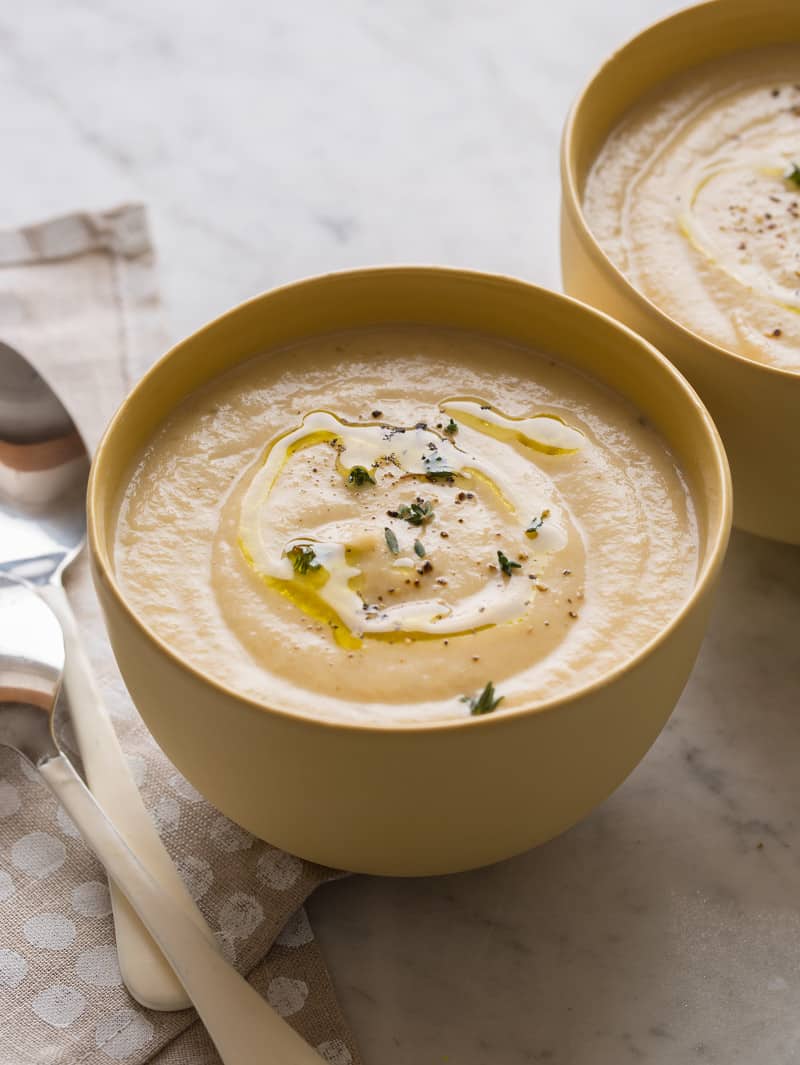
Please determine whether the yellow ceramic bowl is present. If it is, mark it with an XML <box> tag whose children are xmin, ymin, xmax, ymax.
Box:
<box><xmin>88</xmin><ymin>268</ymin><xmax>731</xmax><ymax>876</ymax></box>
<box><xmin>561</xmin><ymin>0</ymin><xmax>800</xmax><ymax>545</ymax></box>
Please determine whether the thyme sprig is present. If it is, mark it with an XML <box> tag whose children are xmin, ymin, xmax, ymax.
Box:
<box><xmin>422</xmin><ymin>447</ymin><xmax>455</xmax><ymax>481</ymax></box>
<box><xmin>497</xmin><ymin>550</ymin><xmax>521</xmax><ymax>577</ymax></box>
<box><xmin>348</xmin><ymin>465</ymin><xmax>375</xmax><ymax>487</ymax></box>
<box><xmin>395</xmin><ymin>500</ymin><xmax>434</xmax><ymax>526</ymax></box>
<box><xmin>461</xmin><ymin>681</ymin><xmax>504</xmax><ymax>716</ymax></box>
<box><xmin>525</xmin><ymin>508</ymin><xmax>551</xmax><ymax>538</ymax></box>
<box><xmin>288</xmin><ymin>545</ymin><xmax>321</xmax><ymax>575</ymax></box>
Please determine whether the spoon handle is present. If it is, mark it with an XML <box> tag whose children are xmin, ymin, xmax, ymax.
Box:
<box><xmin>40</xmin><ymin>581</ymin><xmax>196</xmax><ymax>1011</ymax></box>
<box><xmin>38</xmin><ymin>752</ymin><xmax>324</xmax><ymax>1065</ymax></box>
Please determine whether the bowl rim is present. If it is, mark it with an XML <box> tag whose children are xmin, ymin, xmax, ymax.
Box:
<box><xmin>560</xmin><ymin>0</ymin><xmax>800</xmax><ymax>384</ymax></box>
<box><xmin>88</xmin><ymin>265</ymin><xmax>732</xmax><ymax>736</ymax></box>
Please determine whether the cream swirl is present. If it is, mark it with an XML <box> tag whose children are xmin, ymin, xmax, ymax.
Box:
<box><xmin>584</xmin><ymin>45</ymin><xmax>800</xmax><ymax>370</ymax></box>
<box><xmin>238</xmin><ymin>403</ymin><xmax>583</xmax><ymax>645</ymax></box>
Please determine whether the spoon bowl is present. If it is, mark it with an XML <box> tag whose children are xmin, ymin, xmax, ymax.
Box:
<box><xmin>0</xmin><ymin>342</ymin><xmax>89</xmax><ymax>583</ymax></box>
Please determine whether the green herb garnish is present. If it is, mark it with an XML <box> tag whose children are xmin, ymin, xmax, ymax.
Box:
<box><xmin>397</xmin><ymin>500</ymin><xmax>434</xmax><ymax>526</ymax></box>
<box><xmin>785</xmin><ymin>162</ymin><xmax>800</xmax><ymax>188</ymax></box>
<box><xmin>497</xmin><ymin>550</ymin><xmax>521</xmax><ymax>577</ymax></box>
<box><xmin>384</xmin><ymin>527</ymin><xmax>399</xmax><ymax>555</ymax></box>
<box><xmin>444</xmin><ymin>418</ymin><xmax>458</xmax><ymax>435</ymax></box>
<box><xmin>413</xmin><ymin>539</ymin><xmax>426</xmax><ymax>558</ymax></box>
<box><xmin>422</xmin><ymin>448</ymin><xmax>455</xmax><ymax>481</ymax></box>
<box><xmin>461</xmin><ymin>681</ymin><xmax>504</xmax><ymax>716</ymax></box>
<box><xmin>525</xmin><ymin>508</ymin><xmax>551</xmax><ymax>538</ymax></box>
<box><xmin>348</xmin><ymin>465</ymin><xmax>375</xmax><ymax>487</ymax></box>
<box><xmin>289</xmin><ymin>545</ymin><xmax>321</xmax><ymax>575</ymax></box>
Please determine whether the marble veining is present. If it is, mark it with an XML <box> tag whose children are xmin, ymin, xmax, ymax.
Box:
<box><xmin>2</xmin><ymin>1</ymin><xmax>799</xmax><ymax>1061</ymax></box>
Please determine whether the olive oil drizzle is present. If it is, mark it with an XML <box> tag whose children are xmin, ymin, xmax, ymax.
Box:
<box><xmin>440</xmin><ymin>399</ymin><xmax>584</xmax><ymax>455</ymax></box>
<box><xmin>239</xmin><ymin>405</ymin><xmax>583</xmax><ymax>647</ymax></box>
<box><xmin>677</xmin><ymin>152</ymin><xmax>800</xmax><ymax>315</ymax></box>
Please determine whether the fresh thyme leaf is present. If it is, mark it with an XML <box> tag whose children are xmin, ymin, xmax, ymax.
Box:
<box><xmin>497</xmin><ymin>550</ymin><xmax>521</xmax><ymax>576</ymax></box>
<box><xmin>348</xmin><ymin>465</ymin><xmax>375</xmax><ymax>487</ymax></box>
<box><xmin>422</xmin><ymin>448</ymin><xmax>455</xmax><ymax>481</ymax></box>
<box><xmin>384</xmin><ymin>527</ymin><xmax>399</xmax><ymax>555</ymax></box>
<box><xmin>397</xmin><ymin>500</ymin><xmax>435</xmax><ymax>526</ymax></box>
<box><xmin>289</xmin><ymin>545</ymin><xmax>321</xmax><ymax>575</ymax></box>
<box><xmin>413</xmin><ymin>539</ymin><xmax>426</xmax><ymax>558</ymax></box>
<box><xmin>785</xmin><ymin>162</ymin><xmax>800</xmax><ymax>187</ymax></box>
<box><xmin>444</xmin><ymin>418</ymin><xmax>458</xmax><ymax>435</ymax></box>
<box><xmin>525</xmin><ymin>508</ymin><xmax>551</xmax><ymax>538</ymax></box>
<box><xmin>461</xmin><ymin>681</ymin><xmax>504</xmax><ymax>716</ymax></box>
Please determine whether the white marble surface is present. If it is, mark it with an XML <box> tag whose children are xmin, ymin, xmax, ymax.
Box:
<box><xmin>3</xmin><ymin>2</ymin><xmax>799</xmax><ymax>1062</ymax></box>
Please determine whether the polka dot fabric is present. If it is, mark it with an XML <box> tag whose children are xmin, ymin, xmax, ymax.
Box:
<box><xmin>0</xmin><ymin>207</ymin><xmax>360</xmax><ymax>1065</ymax></box>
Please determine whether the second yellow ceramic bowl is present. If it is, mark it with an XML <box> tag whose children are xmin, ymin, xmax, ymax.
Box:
<box><xmin>88</xmin><ymin>268</ymin><xmax>731</xmax><ymax>875</ymax></box>
<box><xmin>561</xmin><ymin>0</ymin><xmax>800</xmax><ymax>545</ymax></box>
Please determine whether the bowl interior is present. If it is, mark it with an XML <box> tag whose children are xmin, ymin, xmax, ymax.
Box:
<box><xmin>89</xmin><ymin>268</ymin><xmax>731</xmax><ymax>715</ymax></box>
<box><xmin>565</xmin><ymin>0</ymin><xmax>800</xmax><ymax>203</ymax></box>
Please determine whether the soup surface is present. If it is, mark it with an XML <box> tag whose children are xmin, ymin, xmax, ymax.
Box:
<box><xmin>114</xmin><ymin>326</ymin><xmax>698</xmax><ymax>724</ymax></box>
<box><xmin>583</xmin><ymin>45</ymin><xmax>800</xmax><ymax>372</ymax></box>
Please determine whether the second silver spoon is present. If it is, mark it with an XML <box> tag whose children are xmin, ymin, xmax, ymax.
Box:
<box><xmin>0</xmin><ymin>340</ymin><xmax>195</xmax><ymax>1009</ymax></box>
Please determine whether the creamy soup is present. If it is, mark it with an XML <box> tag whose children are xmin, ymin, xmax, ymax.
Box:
<box><xmin>114</xmin><ymin>326</ymin><xmax>698</xmax><ymax>724</ymax></box>
<box><xmin>583</xmin><ymin>45</ymin><xmax>800</xmax><ymax>372</ymax></box>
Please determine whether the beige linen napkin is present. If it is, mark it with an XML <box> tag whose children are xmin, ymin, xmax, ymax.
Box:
<box><xmin>0</xmin><ymin>205</ymin><xmax>359</xmax><ymax>1065</ymax></box>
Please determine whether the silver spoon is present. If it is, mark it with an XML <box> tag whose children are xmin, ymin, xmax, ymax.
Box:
<box><xmin>0</xmin><ymin>340</ymin><xmax>195</xmax><ymax>1009</ymax></box>
<box><xmin>0</xmin><ymin>575</ymin><xmax>324</xmax><ymax>1064</ymax></box>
